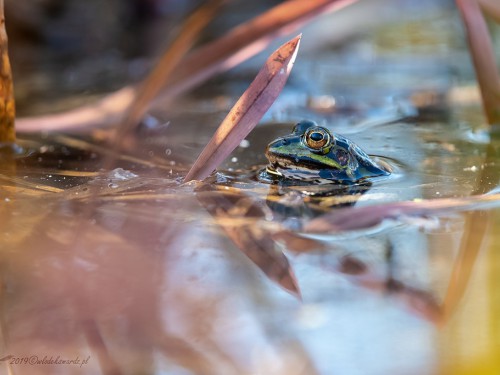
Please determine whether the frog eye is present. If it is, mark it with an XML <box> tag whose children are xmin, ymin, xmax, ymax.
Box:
<box><xmin>304</xmin><ymin>127</ymin><xmax>332</xmax><ymax>150</ymax></box>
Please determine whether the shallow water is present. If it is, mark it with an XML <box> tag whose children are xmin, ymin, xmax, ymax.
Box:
<box><xmin>1</xmin><ymin>102</ymin><xmax>499</xmax><ymax>375</ymax></box>
<box><xmin>1</xmin><ymin>4</ymin><xmax>500</xmax><ymax>375</ymax></box>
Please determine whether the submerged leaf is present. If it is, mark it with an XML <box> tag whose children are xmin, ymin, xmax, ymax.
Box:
<box><xmin>184</xmin><ymin>34</ymin><xmax>301</xmax><ymax>182</ymax></box>
<box><xmin>303</xmin><ymin>193</ymin><xmax>500</xmax><ymax>233</ymax></box>
<box><xmin>196</xmin><ymin>185</ymin><xmax>301</xmax><ymax>297</ymax></box>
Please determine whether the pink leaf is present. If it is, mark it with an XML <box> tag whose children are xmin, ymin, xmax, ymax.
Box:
<box><xmin>184</xmin><ymin>34</ymin><xmax>301</xmax><ymax>182</ymax></box>
<box><xmin>165</xmin><ymin>0</ymin><xmax>356</xmax><ymax>99</ymax></box>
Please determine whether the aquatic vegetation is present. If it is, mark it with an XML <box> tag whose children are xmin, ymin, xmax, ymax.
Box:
<box><xmin>15</xmin><ymin>0</ymin><xmax>356</xmax><ymax>132</ymax></box>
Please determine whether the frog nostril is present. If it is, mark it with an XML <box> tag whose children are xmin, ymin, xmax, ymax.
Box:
<box><xmin>336</xmin><ymin>149</ymin><xmax>349</xmax><ymax>166</ymax></box>
<box><xmin>281</xmin><ymin>139</ymin><xmax>288</xmax><ymax>145</ymax></box>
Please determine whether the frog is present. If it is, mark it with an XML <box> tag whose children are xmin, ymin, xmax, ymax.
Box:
<box><xmin>197</xmin><ymin>120</ymin><xmax>391</xmax><ymax>225</ymax></box>
<box><xmin>264</xmin><ymin>120</ymin><xmax>390</xmax><ymax>183</ymax></box>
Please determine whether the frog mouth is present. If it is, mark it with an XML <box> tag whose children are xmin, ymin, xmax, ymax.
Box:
<box><xmin>265</xmin><ymin>152</ymin><xmax>299</xmax><ymax>170</ymax></box>
<box><xmin>265</xmin><ymin>153</ymin><xmax>339</xmax><ymax>181</ymax></box>
<box><xmin>265</xmin><ymin>151</ymin><xmax>363</xmax><ymax>182</ymax></box>
<box><xmin>265</xmin><ymin>151</ymin><xmax>343</xmax><ymax>172</ymax></box>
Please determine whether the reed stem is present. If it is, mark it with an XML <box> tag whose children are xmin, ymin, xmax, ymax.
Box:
<box><xmin>0</xmin><ymin>0</ymin><xmax>15</xmax><ymax>143</ymax></box>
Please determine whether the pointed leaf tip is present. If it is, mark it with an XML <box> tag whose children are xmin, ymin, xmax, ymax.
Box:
<box><xmin>184</xmin><ymin>34</ymin><xmax>301</xmax><ymax>182</ymax></box>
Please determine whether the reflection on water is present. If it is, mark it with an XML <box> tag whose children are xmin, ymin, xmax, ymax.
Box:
<box><xmin>1</xmin><ymin>107</ymin><xmax>499</xmax><ymax>374</ymax></box>
<box><xmin>1</xmin><ymin>8</ymin><xmax>500</xmax><ymax>375</ymax></box>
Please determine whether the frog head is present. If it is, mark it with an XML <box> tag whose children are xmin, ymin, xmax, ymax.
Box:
<box><xmin>265</xmin><ymin>120</ymin><xmax>390</xmax><ymax>183</ymax></box>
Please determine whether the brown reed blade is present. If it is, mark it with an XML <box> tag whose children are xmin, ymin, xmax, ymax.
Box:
<box><xmin>184</xmin><ymin>34</ymin><xmax>301</xmax><ymax>182</ymax></box>
<box><xmin>165</xmin><ymin>0</ymin><xmax>356</xmax><ymax>98</ymax></box>
<box><xmin>14</xmin><ymin>87</ymin><xmax>134</xmax><ymax>133</ymax></box>
<box><xmin>0</xmin><ymin>0</ymin><xmax>15</xmax><ymax>143</ymax></box>
<box><xmin>118</xmin><ymin>0</ymin><xmax>225</xmax><ymax>140</ymax></box>
<box><xmin>16</xmin><ymin>0</ymin><xmax>355</xmax><ymax>132</ymax></box>
<box><xmin>456</xmin><ymin>0</ymin><xmax>500</xmax><ymax>125</ymax></box>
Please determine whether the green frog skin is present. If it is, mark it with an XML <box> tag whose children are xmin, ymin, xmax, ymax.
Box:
<box><xmin>265</xmin><ymin>120</ymin><xmax>390</xmax><ymax>183</ymax></box>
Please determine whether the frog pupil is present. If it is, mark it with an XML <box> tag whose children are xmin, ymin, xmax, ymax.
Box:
<box><xmin>310</xmin><ymin>132</ymin><xmax>323</xmax><ymax>141</ymax></box>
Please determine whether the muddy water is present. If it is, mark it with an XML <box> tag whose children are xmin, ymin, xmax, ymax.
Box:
<box><xmin>1</xmin><ymin>8</ymin><xmax>500</xmax><ymax>375</ymax></box>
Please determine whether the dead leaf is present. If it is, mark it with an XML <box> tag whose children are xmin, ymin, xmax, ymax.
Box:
<box><xmin>184</xmin><ymin>34</ymin><xmax>301</xmax><ymax>182</ymax></box>
<box><xmin>165</xmin><ymin>0</ymin><xmax>356</xmax><ymax>99</ymax></box>
<box><xmin>16</xmin><ymin>0</ymin><xmax>356</xmax><ymax>132</ymax></box>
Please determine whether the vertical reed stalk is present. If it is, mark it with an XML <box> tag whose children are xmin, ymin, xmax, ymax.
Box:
<box><xmin>0</xmin><ymin>0</ymin><xmax>15</xmax><ymax>143</ymax></box>
<box><xmin>456</xmin><ymin>0</ymin><xmax>500</xmax><ymax>125</ymax></box>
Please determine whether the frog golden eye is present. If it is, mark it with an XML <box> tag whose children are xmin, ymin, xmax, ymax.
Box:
<box><xmin>305</xmin><ymin>127</ymin><xmax>331</xmax><ymax>150</ymax></box>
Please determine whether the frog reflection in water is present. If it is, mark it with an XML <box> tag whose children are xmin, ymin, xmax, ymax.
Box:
<box><xmin>264</xmin><ymin>120</ymin><xmax>390</xmax><ymax>183</ymax></box>
<box><xmin>259</xmin><ymin>120</ymin><xmax>391</xmax><ymax>217</ymax></box>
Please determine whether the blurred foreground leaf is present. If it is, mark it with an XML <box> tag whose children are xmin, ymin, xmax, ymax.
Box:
<box><xmin>118</xmin><ymin>0</ymin><xmax>225</xmax><ymax>140</ymax></box>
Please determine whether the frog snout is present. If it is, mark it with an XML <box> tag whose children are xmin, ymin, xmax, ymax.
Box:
<box><xmin>265</xmin><ymin>138</ymin><xmax>285</xmax><ymax>161</ymax></box>
<box><xmin>264</xmin><ymin>143</ymin><xmax>276</xmax><ymax>162</ymax></box>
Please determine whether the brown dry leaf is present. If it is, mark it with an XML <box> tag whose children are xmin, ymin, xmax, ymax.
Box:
<box><xmin>456</xmin><ymin>0</ymin><xmax>500</xmax><ymax>124</ymax></box>
<box><xmin>117</xmin><ymin>0</ymin><xmax>225</xmax><ymax>141</ymax></box>
<box><xmin>14</xmin><ymin>1</ymin><xmax>223</xmax><ymax>135</ymax></box>
<box><xmin>272</xmin><ymin>231</ymin><xmax>327</xmax><ymax>253</ymax></box>
<box><xmin>16</xmin><ymin>0</ymin><xmax>356</xmax><ymax>132</ymax></box>
<box><xmin>184</xmin><ymin>34</ymin><xmax>301</xmax><ymax>182</ymax></box>
<box><xmin>165</xmin><ymin>0</ymin><xmax>356</xmax><ymax>98</ymax></box>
